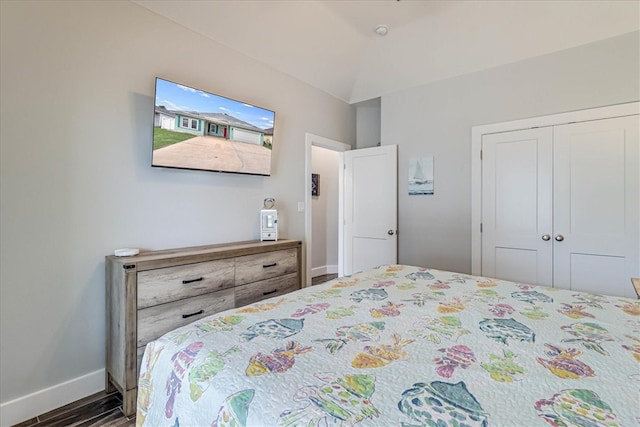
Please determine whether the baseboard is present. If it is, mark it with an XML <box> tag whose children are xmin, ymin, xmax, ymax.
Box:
<box><xmin>0</xmin><ymin>369</ymin><xmax>105</xmax><ymax>426</ymax></box>
<box><xmin>311</xmin><ymin>264</ymin><xmax>338</xmax><ymax>277</ymax></box>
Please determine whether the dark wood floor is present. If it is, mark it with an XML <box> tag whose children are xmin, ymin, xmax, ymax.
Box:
<box><xmin>13</xmin><ymin>391</ymin><xmax>134</xmax><ymax>427</ymax></box>
<box><xmin>14</xmin><ymin>276</ymin><xmax>338</xmax><ymax>427</ymax></box>
<box><xmin>312</xmin><ymin>273</ymin><xmax>338</xmax><ymax>285</ymax></box>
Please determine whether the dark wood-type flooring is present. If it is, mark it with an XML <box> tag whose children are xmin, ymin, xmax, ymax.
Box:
<box><xmin>12</xmin><ymin>391</ymin><xmax>134</xmax><ymax>427</ymax></box>
<box><xmin>312</xmin><ymin>273</ymin><xmax>338</xmax><ymax>285</ymax></box>
<box><xmin>14</xmin><ymin>274</ymin><xmax>339</xmax><ymax>427</ymax></box>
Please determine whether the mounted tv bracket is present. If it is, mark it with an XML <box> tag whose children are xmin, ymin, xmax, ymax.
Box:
<box><xmin>260</xmin><ymin>198</ymin><xmax>278</xmax><ymax>241</ymax></box>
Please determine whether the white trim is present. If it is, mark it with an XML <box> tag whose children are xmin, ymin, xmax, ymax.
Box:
<box><xmin>0</xmin><ymin>369</ymin><xmax>105</xmax><ymax>426</ymax></box>
<box><xmin>327</xmin><ymin>264</ymin><xmax>339</xmax><ymax>275</ymax></box>
<box><xmin>473</xmin><ymin>102</ymin><xmax>638</xmax><ymax>137</ymax></box>
<box><xmin>338</xmin><ymin>152</ymin><xmax>345</xmax><ymax>278</ymax></box>
<box><xmin>471</xmin><ymin>101</ymin><xmax>639</xmax><ymax>275</ymax></box>
<box><xmin>304</xmin><ymin>133</ymin><xmax>351</xmax><ymax>288</ymax></box>
<box><xmin>311</xmin><ymin>264</ymin><xmax>339</xmax><ymax>277</ymax></box>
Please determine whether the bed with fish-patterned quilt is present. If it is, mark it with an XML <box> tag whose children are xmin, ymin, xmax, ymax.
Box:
<box><xmin>135</xmin><ymin>265</ymin><xmax>639</xmax><ymax>426</ymax></box>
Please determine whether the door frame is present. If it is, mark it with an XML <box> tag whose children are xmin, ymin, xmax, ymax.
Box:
<box><xmin>304</xmin><ymin>133</ymin><xmax>351</xmax><ymax>288</ymax></box>
<box><xmin>471</xmin><ymin>102</ymin><xmax>639</xmax><ymax>276</ymax></box>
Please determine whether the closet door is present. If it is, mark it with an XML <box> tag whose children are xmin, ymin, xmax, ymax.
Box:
<box><xmin>481</xmin><ymin>128</ymin><xmax>553</xmax><ymax>286</ymax></box>
<box><xmin>553</xmin><ymin>116</ymin><xmax>639</xmax><ymax>298</ymax></box>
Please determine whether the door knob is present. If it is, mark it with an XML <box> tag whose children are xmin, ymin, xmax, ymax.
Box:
<box><xmin>555</xmin><ymin>234</ymin><xmax>564</xmax><ymax>242</ymax></box>
<box><xmin>541</xmin><ymin>234</ymin><xmax>551</xmax><ymax>241</ymax></box>
<box><xmin>387</xmin><ymin>230</ymin><xmax>395</xmax><ymax>236</ymax></box>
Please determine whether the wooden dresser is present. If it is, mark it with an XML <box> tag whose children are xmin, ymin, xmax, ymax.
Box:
<box><xmin>105</xmin><ymin>239</ymin><xmax>302</xmax><ymax>416</ymax></box>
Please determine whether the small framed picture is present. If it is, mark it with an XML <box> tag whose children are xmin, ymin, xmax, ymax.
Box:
<box><xmin>408</xmin><ymin>156</ymin><xmax>434</xmax><ymax>195</ymax></box>
<box><xmin>311</xmin><ymin>173</ymin><xmax>320</xmax><ymax>196</ymax></box>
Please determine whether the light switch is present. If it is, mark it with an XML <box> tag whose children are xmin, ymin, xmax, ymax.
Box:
<box><xmin>297</xmin><ymin>202</ymin><xmax>305</xmax><ymax>212</ymax></box>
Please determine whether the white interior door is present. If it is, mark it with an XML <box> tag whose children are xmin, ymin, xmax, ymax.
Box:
<box><xmin>553</xmin><ymin>116</ymin><xmax>639</xmax><ymax>297</ymax></box>
<box><xmin>342</xmin><ymin>145</ymin><xmax>397</xmax><ymax>275</ymax></box>
<box><xmin>482</xmin><ymin>128</ymin><xmax>553</xmax><ymax>285</ymax></box>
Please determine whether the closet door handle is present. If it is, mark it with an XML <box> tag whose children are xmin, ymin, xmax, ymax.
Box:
<box><xmin>541</xmin><ymin>234</ymin><xmax>551</xmax><ymax>241</ymax></box>
<box><xmin>555</xmin><ymin>234</ymin><xmax>565</xmax><ymax>242</ymax></box>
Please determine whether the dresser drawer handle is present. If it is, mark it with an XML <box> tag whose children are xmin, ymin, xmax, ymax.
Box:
<box><xmin>263</xmin><ymin>263</ymin><xmax>277</xmax><ymax>268</ymax></box>
<box><xmin>182</xmin><ymin>310</ymin><xmax>204</xmax><ymax>319</ymax></box>
<box><xmin>182</xmin><ymin>277</ymin><xmax>204</xmax><ymax>284</ymax></box>
<box><xmin>263</xmin><ymin>289</ymin><xmax>278</xmax><ymax>296</ymax></box>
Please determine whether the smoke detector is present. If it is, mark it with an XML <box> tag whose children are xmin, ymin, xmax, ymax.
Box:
<box><xmin>374</xmin><ymin>25</ymin><xmax>388</xmax><ymax>36</ymax></box>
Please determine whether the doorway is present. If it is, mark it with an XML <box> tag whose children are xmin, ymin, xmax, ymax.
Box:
<box><xmin>304</xmin><ymin>133</ymin><xmax>351</xmax><ymax>287</ymax></box>
<box><xmin>304</xmin><ymin>134</ymin><xmax>399</xmax><ymax>287</ymax></box>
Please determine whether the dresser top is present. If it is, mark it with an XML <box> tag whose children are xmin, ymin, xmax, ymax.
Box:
<box><xmin>106</xmin><ymin>239</ymin><xmax>301</xmax><ymax>271</ymax></box>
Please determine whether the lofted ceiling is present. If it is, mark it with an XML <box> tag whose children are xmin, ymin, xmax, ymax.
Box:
<box><xmin>133</xmin><ymin>0</ymin><xmax>639</xmax><ymax>104</ymax></box>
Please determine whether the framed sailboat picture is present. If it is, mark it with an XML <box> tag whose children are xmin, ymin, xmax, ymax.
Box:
<box><xmin>408</xmin><ymin>156</ymin><xmax>434</xmax><ymax>195</ymax></box>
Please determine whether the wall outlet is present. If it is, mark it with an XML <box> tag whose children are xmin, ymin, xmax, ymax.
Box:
<box><xmin>297</xmin><ymin>202</ymin><xmax>305</xmax><ymax>212</ymax></box>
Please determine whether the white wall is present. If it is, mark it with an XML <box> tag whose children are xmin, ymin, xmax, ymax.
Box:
<box><xmin>311</xmin><ymin>146</ymin><xmax>339</xmax><ymax>276</ymax></box>
<box><xmin>383</xmin><ymin>31</ymin><xmax>639</xmax><ymax>274</ymax></box>
<box><xmin>355</xmin><ymin>98</ymin><xmax>381</xmax><ymax>149</ymax></box>
<box><xmin>0</xmin><ymin>0</ymin><xmax>354</xmax><ymax>421</ymax></box>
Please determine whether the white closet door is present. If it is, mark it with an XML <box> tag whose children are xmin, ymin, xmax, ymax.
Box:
<box><xmin>553</xmin><ymin>116</ymin><xmax>639</xmax><ymax>298</ymax></box>
<box><xmin>482</xmin><ymin>128</ymin><xmax>553</xmax><ymax>286</ymax></box>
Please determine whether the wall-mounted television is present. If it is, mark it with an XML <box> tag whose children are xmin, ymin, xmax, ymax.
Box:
<box><xmin>152</xmin><ymin>77</ymin><xmax>275</xmax><ymax>176</ymax></box>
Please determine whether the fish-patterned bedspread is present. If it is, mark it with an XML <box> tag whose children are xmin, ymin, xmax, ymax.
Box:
<box><xmin>136</xmin><ymin>265</ymin><xmax>640</xmax><ymax>427</ymax></box>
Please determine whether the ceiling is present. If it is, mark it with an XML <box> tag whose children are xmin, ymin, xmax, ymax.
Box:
<box><xmin>133</xmin><ymin>0</ymin><xmax>639</xmax><ymax>104</ymax></box>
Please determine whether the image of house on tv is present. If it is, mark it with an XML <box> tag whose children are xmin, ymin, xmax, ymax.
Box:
<box><xmin>155</xmin><ymin>106</ymin><xmax>269</xmax><ymax>147</ymax></box>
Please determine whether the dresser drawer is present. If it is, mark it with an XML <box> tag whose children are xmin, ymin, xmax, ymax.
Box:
<box><xmin>235</xmin><ymin>248</ymin><xmax>297</xmax><ymax>285</ymax></box>
<box><xmin>235</xmin><ymin>272</ymin><xmax>299</xmax><ymax>307</ymax></box>
<box><xmin>137</xmin><ymin>259</ymin><xmax>235</xmax><ymax>309</ymax></box>
<box><xmin>137</xmin><ymin>288</ymin><xmax>234</xmax><ymax>347</ymax></box>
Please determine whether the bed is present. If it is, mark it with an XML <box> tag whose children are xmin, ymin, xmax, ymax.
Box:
<box><xmin>135</xmin><ymin>265</ymin><xmax>639</xmax><ymax>426</ymax></box>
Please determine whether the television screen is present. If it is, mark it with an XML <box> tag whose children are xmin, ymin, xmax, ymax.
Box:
<box><xmin>152</xmin><ymin>77</ymin><xmax>275</xmax><ymax>176</ymax></box>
